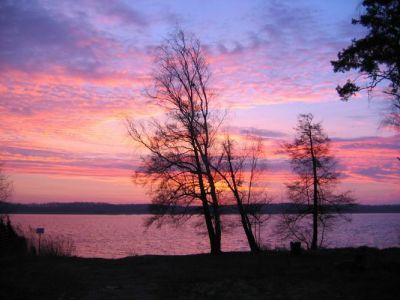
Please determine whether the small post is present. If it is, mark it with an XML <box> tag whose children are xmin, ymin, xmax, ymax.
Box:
<box><xmin>290</xmin><ymin>241</ymin><xmax>302</xmax><ymax>255</ymax></box>
<box><xmin>36</xmin><ymin>228</ymin><xmax>44</xmax><ymax>255</ymax></box>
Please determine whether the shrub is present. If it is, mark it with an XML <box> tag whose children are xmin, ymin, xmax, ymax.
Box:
<box><xmin>38</xmin><ymin>235</ymin><xmax>75</xmax><ymax>257</ymax></box>
<box><xmin>0</xmin><ymin>216</ymin><xmax>29</xmax><ymax>257</ymax></box>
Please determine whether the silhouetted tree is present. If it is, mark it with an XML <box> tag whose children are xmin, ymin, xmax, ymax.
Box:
<box><xmin>0</xmin><ymin>164</ymin><xmax>28</xmax><ymax>257</ymax></box>
<box><xmin>0</xmin><ymin>163</ymin><xmax>12</xmax><ymax>222</ymax></box>
<box><xmin>128</xmin><ymin>30</ymin><xmax>223</xmax><ymax>254</ymax></box>
<box><xmin>277</xmin><ymin>114</ymin><xmax>354</xmax><ymax>250</ymax></box>
<box><xmin>214</xmin><ymin>136</ymin><xmax>269</xmax><ymax>252</ymax></box>
<box><xmin>0</xmin><ymin>164</ymin><xmax>12</xmax><ymax>205</ymax></box>
<box><xmin>331</xmin><ymin>0</ymin><xmax>400</xmax><ymax>132</ymax></box>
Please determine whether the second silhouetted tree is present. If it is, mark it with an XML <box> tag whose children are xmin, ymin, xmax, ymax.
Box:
<box><xmin>277</xmin><ymin>114</ymin><xmax>354</xmax><ymax>250</ymax></box>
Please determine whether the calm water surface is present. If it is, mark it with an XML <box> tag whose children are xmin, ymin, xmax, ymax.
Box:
<box><xmin>9</xmin><ymin>214</ymin><xmax>400</xmax><ymax>258</ymax></box>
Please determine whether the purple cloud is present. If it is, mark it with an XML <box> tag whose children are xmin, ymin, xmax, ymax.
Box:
<box><xmin>239</xmin><ymin>127</ymin><xmax>287</xmax><ymax>138</ymax></box>
<box><xmin>354</xmin><ymin>165</ymin><xmax>400</xmax><ymax>181</ymax></box>
<box><xmin>0</xmin><ymin>0</ymin><xmax>151</xmax><ymax>77</ymax></box>
<box><xmin>0</xmin><ymin>1</ymin><xmax>95</xmax><ymax>73</ymax></box>
<box><xmin>0</xmin><ymin>145</ymin><xmax>137</xmax><ymax>176</ymax></box>
<box><xmin>88</xmin><ymin>0</ymin><xmax>149</xmax><ymax>26</ymax></box>
<box><xmin>333</xmin><ymin>135</ymin><xmax>400</xmax><ymax>151</ymax></box>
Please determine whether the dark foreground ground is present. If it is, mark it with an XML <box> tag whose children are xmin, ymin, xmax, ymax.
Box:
<box><xmin>1</xmin><ymin>248</ymin><xmax>399</xmax><ymax>300</ymax></box>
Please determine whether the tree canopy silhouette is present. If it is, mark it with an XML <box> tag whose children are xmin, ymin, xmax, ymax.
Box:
<box><xmin>214</xmin><ymin>136</ymin><xmax>269</xmax><ymax>252</ymax></box>
<box><xmin>331</xmin><ymin>0</ymin><xmax>400</xmax><ymax>130</ymax></box>
<box><xmin>277</xmin><ymin>114</ymin><xmax>355</xmax><ymax>250</ymax></box>
<box><xmin>127</xmin><ymin>30</ymin><xmax>223</xmax><ymax>254</ymax></box>
<box><xmin>128</xmin><ymin>30</ymin><xmax>273</xmax><ymax>254</ymax></box>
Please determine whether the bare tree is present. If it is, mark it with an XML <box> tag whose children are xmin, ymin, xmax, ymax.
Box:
<box><xmin>214</xmin><ymin>136</ymin><xmax>269</xmax><ymax>252</ymax></box>
<box><xmin>277</xmin><ymin>114</ymin><xmax>354</xmax><ymax>250</ymax></box>
<box><xmin>127</xmin><ymin>30</ymin><xmax>223</xmax><ymax>254</ymax></box>
<box><xmin>0</xmin><ymin>164</ymin><xmax>12</xmax><ymax>205</ymax></box>
<box><xmin>1</xmin><ymin>163</ymin><xmax>13</xmax><ymax>235</ymax></box>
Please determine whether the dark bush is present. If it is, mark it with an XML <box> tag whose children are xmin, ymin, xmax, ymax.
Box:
<box><xmin>290</xmin><ymin>241</ymin><xmax>302</xmax><ymax>255</ymax></box>
<box><xmin>0</xmin><ymin>216</ymin><xmax>29</xmax><ymax>257</ymax></box>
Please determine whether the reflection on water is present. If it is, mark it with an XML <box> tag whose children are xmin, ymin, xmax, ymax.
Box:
<box><xmin>9</xmin><ymin>214</ymin><xmax>400</xmax><ymax>258</ymax></box>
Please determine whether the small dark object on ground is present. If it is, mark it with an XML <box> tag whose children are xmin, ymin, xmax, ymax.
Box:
<box><xmin>290</xmin><ymin>241</ymin><xmax>302</xmax><ymax>255</ymax></box>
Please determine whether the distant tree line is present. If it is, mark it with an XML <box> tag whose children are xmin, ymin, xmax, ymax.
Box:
<box><xmin>2</xmin><ymin>201</ymin><xmax>399</xmax><ymax>215</ymax></box>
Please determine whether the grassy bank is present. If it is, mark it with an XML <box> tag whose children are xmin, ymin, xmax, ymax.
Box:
<box><xmin>1</xmin><ymin>248</ymin><xmax>399</xmax><ymax>299</ymax></box>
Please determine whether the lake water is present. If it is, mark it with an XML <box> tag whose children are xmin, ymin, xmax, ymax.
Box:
<box><xmin>9</xmin><ymin>214</ymin><xmax>400</xmax><ymax>258</ymax></box>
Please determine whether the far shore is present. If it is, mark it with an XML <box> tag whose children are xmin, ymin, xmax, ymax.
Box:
<box><xmin>1</xmin><ymin>247</ymin><xmax>399</xmax><ymax>299</ymax></box>
<box><xmin>2</xmin><ymin>202</ymin><xmax>400</xmax><ymax>215</ymax></box>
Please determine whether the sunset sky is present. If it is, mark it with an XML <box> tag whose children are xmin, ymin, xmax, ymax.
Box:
<box><xmin>1</xmin><ymin>0</ymin><xmax>399</xmax><ymax>204</ymax></box>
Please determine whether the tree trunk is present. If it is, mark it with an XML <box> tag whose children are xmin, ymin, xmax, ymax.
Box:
<box><xmin>235</xmin><ymin>191</ymin><xmax>260</xmax><ymax>252</ymax></box>
<box><xmin>310</xmin><ymin>134</ymin><xmax>318</xmax><ymax>250</ymax></box>
<box><xmin>311</xmin><ymin>194</ymin><xmax>318</xmax><ymax>250</ymax></box>
<box><xmin>205</xmin><ymin>170</ymin><xmax>222</xmax><ymax>253</ymax></box>
<box><xmin>200</xmin><ymin>195</ymin><xmax>219</xmax><ymax>255</ymax></box>
<box><xmin>193</xmin><ymin>142</ymin><xmax>221</xmax><ymax>254</ymax></box>
<box><xmin>198</xmin><ymin>147</ymin><xmax>222</xmax><ymax>254</ymax></box>
<box><xmin>225</xmin><ymin>152</ymin><xmax>260</xmax><ymax>252</ymax></box>
<box><xmin>198</xmin><ymin>172</ymin><xmax>220</xmax><ymax>254</ymax></box>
